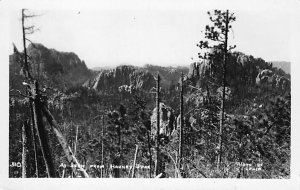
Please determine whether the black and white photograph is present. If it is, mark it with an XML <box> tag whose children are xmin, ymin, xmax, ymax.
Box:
<box><xmin>1</xmin><ymin>0</ymin><xmax>300</xmax><ymax>189</ymax></box>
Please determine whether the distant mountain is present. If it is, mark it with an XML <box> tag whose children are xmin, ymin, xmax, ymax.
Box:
<box><xmin>10</xmin><ymin>43</ymin><xmax>290</xmax><ymax>97</ymax></box>
<box><xmin>83</xmin><ymin>65</ymin><xmax>156</xmax><ymax>93</ymax></box>
<box><xmin>83</xmin><ymin>64</ymin><xmax>190</xmax><ymax>93</ymax></box>
<box><xmin>186</xmin><ymin>51</ymin><xmax>290</xmax><ymax>101</ymax></box>
<box><xmin>9</xmin><ymin>43</ymin><xmax>190</xmax><ymax>94</ymax></box>
<box><xmin>9</xmin><ymin>43</ymin><xmax>92</xmax><ymax>90</ymax></box>
<box><xmin>92</xmin><ymin>66</ymin><xmax>115</xmax><ymax>71</ymax></box>
<box><xmin>143</xmin><ymin>64</ymin><xmax>189</xmax><ymax>87</ymax></box>
<box><xmin>270</xmin><ymin>61</ymin><xmax>290</xmax><ymax>74</ymax></box>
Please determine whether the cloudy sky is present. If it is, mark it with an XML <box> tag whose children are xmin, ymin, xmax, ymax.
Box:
<box><xmin>8</xmin><ymin>2</ymin><xmax>294</xmax><ymax>69</ymax></box>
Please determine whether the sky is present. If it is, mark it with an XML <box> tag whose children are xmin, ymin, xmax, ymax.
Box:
<box><xmin>9</xmin><ymin>6</ymin><xmax>292</xmax><ymax>69</ymax></box>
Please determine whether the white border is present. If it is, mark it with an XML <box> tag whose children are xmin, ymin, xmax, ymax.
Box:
<box><xmin>1</xmin><ymin>0</ymin><xmax>300</xmax><ymax>189</ymax></box>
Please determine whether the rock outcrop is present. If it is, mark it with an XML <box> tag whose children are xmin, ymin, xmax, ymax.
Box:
<box><xmin>85</xmin><ymin>65</ymin><xmax>156</xmax><ymax>93</ymax></box>
<box><xmin>9</xmin><ymin>43</ymin><xmax>91</xmax><ymax>90</ymax></box>
<box><xmin>150</xmin><ymin>102</ymin><xmax>176</xmax><ymax>139</ymax></box>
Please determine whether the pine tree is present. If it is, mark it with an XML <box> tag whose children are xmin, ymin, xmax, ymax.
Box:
<box><xmin>197</xmin><ymin>10</ymin><xmax>236</xmax><ymax>173</ymax></box>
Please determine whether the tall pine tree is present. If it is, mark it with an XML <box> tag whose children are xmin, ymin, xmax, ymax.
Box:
<box><xmin>197</xmin><ymin>10</ymin><xmax>236</xmax><ymax>173</ymax></box>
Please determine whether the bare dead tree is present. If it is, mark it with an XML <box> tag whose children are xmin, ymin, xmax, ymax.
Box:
<box><xmin>140</xmin><ymin>111</ymin><xmax>152</xmax><ymax>178</ymax></box>
<box><xmin>131</xmin><ymin>145</ymin><xmax>139</xmax><ymax>178</ymax></box>
<box><xmin>178</xmin><ymin>72</ymin><xmax>184</xmax><ymax>176</ymax></box>
<box><xmin>17</xmin><ymin>9</ymin><xmax>89</xmax><ymax>178</ymax></box>
<box><xmin>30</xmin><ymin>118</ymin><xmax>39</xmax><ymax>177</ymax></box>
<box><xmin>28</xmin><ymin>87</ymin><xmax>39</xmax><ymax>177</ymax></box>
<box><xmin>147</xmin><ymin>123</ymin><xmax>152</xmax><ymax>178</ymax></box>
<box><xmin>101</xmin><ymin>114</ymin><xmax>105</xmax><ymax>178</ymax></box>
<box><xmin>21</xmin><ymin>9</ymin><xmax>57</xmax><ymax>177</ymax></box>
<box><xmin>21</xmin><ymin>120</ymin><xmax>30</xmax><ymax>178</ymax></box>
<box><xmin>31</xmin><ymin>81</ymin><xmax>57</xmax><ymax>177</ymax></box>
<box><xmin>41</xmin><ymin>105</ymin><xmax>89</xmax><ymax>178</ymax></box>
<box><xmin>155</xmin><ymin>74</ymin><xmax>161</xmax><ymax>176</ymax></box>
<box><xmin>21</xmin><ymin>9</ymin><xmax>33</xmax><ymax>80</ymax></box>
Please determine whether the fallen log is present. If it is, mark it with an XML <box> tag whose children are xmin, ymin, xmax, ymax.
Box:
<box><xmin>41</xmin><ymin>104</ymin><xmax>89</xmax><ymax>178</ymax></box>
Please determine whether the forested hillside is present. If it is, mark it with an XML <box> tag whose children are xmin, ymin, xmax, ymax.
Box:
<box><xmin>9</xmin><ymin>9</ymin><xmax>290</xmax><ymax>179</ymax></box>
<box><xmin>9</xmin><ymin>43</ymin><xmax>93</xmax><ymax>91</ymax></box>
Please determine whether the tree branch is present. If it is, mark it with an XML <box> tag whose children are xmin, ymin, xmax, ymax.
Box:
<box><xmin>25</xmin><ymin>38</ymin><xmax>35</xmax><ymax>45</ymax></box>
<box><xmin>166</xmin><ymin>152</ymin><xmax>182</xmax><ymax>178</ymax></box>
<box><xmin>228</xmin><ymin>45</ymin><xmax>236</xmax><ymax>51</ymax></box>
<box><xmin>9</xmin><ymin>89</ymin><xmax>30</xmax><ymax>98</ymax></box>
<box><xmin>24</xmin><ymin>26</ymin><xmax>35</xmax><ymax>30</ymax></box>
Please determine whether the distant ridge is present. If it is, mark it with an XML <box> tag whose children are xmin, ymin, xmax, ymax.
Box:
<box><xmin>271</xmin><ymin>61</ymin><xmax>290</xmax><ymax>74</ymax></box>
<box><xmin>92</xmin><ymin>66</ymin><xmax>114</xmax><ymax>71</ymax></box>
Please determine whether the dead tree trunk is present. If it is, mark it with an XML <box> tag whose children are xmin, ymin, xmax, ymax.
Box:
<box><xmin>74</xmin><ymin>125</ymin><xmax>78</xmax><ymax>157</ymax></box>
<box><xmin>31</xmin><ymin>81</ymin><xmax>56</xmax><ymax>177</ymax></box>
<box><xmin>155</xmin><ymin>74</ymin><xmax>161</xmax><ymax>176</ymax></box>
<box><xmin>101</xmin><ymin>114</ymin><xmax>104</xmax><ymax>178</ymax></box>
<box><xmin>118</xmin><ymin>123</ymin><xmax>121</xmax><ymax>176</ymax></box>
<box><xmin>21</xmin><ymin>9</ymin><xmax>32</xmax><ymax>80</ymax></box>
<box><xmin>41</xmin><ymin>104</ymin><xmax>89</xmax><ymax>178</ymax></box>
<box><xmin>28</xmin><ymin>86</ymin><xmax>39</xmax><ymax>177</ymax></box>
<box><xmin>131</xmin><ymin>145</ymin><xmax>139</xmax><ymax>178</ymax></box>
<box><xmin>22</xmin><ymin>9</ymin><xmax>40</xmax><ymax>177</ymax></box>
<box><xmin>178</xmin><ymin>72</ymin><xmax>184</xmax><ymax>175</ymax></box>
<box><xmin>22</xmin><ymin>120</ymin><xmax>30</xmax><ymax>178</ymax></box>
<box><xmin>147</xmin><ymin>126</ymin><xmax>152</xmax><ymax>178</ymax></box>
<box><xmin>205</xmin><ymin>84</ymin><xmax>211</xmax><ymax>104</ymax></box>
<box><xmin>21</xmin><ymin>9</ymin><xmax>57</xmax><ymax>178</ymax></box>
<box><xmin>112</xmin><ymin>124</ymin><xmax>121</xmax><ymax>178</ymax></box>
<box><xmin>217</xmin><ymin>10</ymin><xmax>229</xmax><ymax>173</ymax></box>
<box><xmin>30</xmin><ymin>117</ymin><xmax>39</xmax><ymax>177</ymax></box>
<box><xmin>21</xmin><ymin>121</ymin><xmax>27</xmax><ymax>178</ymax></box>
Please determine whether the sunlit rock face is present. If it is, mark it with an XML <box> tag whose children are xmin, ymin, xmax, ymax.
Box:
<box><xmin>85</xmin><ymin>65</ymin><xmax>156</xmax><ymax>94</ymax></box>
<box><xmin>256</xmin><ymin>69</ymin><xmax>290</xmax><ymax>92</ymax></box>
<box><xmin>150</xmin><ymin>102</ymin><xmax>176</xmax><ymax>139</ymax></box>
